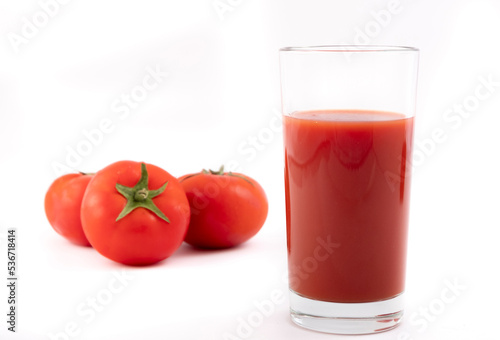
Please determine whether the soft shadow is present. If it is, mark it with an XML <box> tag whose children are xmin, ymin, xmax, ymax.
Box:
<box><xmin>171</xmin><ymin>241</ymin><xmax>251</xmax><ymax>259</ymax></box>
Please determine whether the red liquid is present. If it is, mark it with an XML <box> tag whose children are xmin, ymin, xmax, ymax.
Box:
<box><xmin>284</xmin><ymin>110</ymin><xmax>414</xmax><ymax>303</ymax></box>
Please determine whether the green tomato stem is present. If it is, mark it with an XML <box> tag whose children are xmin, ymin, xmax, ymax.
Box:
<box><xmin>181</xmin><ymin>165</ymin><xmax>254</xmax><ymax>186</ymax></box>
<box><xmin>115</xmin><ymin>163</ymin><xmax>170</xmax><ymax>223</ymax></box>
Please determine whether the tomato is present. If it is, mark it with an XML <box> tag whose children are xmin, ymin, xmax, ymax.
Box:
<box><xmin>44</xmin><ymin>173</ymin><xmax>93</xmax><ymax>246</ymax></box>
<box><xmin>81</xmin><ymin>161</ymin><xmax>190</xmax><ymax>265</ymax></box>
<box><xmin>179</xmin><ymin>166</ymin><xmax>268</xmax><ymax>249</ymax></box>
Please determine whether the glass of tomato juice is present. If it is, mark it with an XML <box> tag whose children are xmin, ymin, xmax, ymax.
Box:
<box><xmin>280</xmin><ymin>46</ymin><xmax>419</xmax><ymax>334</ymax></box>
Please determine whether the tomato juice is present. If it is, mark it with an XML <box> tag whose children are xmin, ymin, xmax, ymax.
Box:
<box><xmin>284</xmin><ymin>110</ymin><xmax>414</xmax><ymax>303</ymax></box>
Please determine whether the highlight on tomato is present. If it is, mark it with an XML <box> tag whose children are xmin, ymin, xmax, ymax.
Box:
<box><xmin>45</xmin><ymin>172</ymin><xmax>94</xmax><ymax>247</ymax></box>
<box><xmin>179</xmin><ymin>166</ymin><xmax>268</xmax><ymax>249</ymax></box>
<box><xmin>81</xmin><ymin>161</ymin><xmax>190</xmax><ymax>266</ymax></box>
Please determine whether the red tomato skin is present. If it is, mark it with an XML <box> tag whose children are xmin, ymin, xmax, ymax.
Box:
<box><xmin>81</xmin><ymin>161</ymin><xmax>190</xmax><ymax>266</ymax></box>
<box><xmin>45</xmin><ymin>173</ymin><xmax>93</xmax><ymax>247</ymax></box>
<box><xmin>180</xmin><ymin>172</ymin><xmax>268</xmax><ymax>249</ymax></box>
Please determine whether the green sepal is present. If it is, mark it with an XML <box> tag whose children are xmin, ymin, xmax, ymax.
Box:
<box><xmin>180</xmin><ymin>165</ymin><xmax>253</xmax><ymax>186</ymax></box>
<box><xmin>115</xmin><ymin>163</ymin><xmax>170</xmax><ymax>223</ymax></box>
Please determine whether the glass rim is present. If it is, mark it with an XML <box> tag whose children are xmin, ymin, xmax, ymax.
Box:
<box><xmin>279</xmin><ymin>45</ymin><xmax>419</xmax><ymax>53</ymax></box>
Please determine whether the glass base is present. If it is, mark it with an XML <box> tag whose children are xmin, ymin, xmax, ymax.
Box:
<box><xmin>289</xmin><ymin>290</ymin><xmax>404</xmax><ymax>335</ymax></box>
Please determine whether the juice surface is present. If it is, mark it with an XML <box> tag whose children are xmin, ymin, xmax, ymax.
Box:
<box><xmin>284</xmin><ymin>110</ymin><xmax>414</xmax><ymax>303</ymax></box>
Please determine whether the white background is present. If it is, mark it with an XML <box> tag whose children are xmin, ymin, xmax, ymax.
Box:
<box><xmin>0</xmin><ymin>0</ymin><xmax>499</xmax><ymax>339</ymax></box>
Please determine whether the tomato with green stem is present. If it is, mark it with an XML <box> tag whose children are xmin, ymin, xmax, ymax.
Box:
<box><xmin>81</xmin><ymin>161</ymin><xmax>190</xmax><ymax>265</ymax></box>
<box><xmin>45</xmin><ymin>172</ymin><xmax>94</xmax><ymax>246</ymax></box>
<box><xmin>179</xmin><ymin>166</ymin><xmax>268</xmax><ymax>249</ymax></box>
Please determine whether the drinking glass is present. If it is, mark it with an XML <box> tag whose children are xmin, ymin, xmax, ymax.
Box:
<box><xmin>280</xmin><ymin>45</ymin><xmax>419</xmax><ymax>334</ymax></box>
